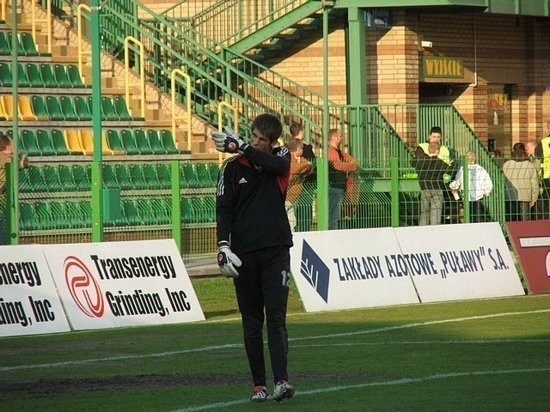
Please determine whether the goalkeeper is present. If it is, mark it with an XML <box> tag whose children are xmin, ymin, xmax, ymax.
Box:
<box><xmin>212</xmin><ymin>113</ymin><xmax>295</xmax><ymax>403</ymax></box>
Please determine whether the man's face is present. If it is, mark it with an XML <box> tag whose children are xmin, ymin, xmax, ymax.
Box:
<box><xmin>525</xmin><ymin>142</ymin><xmax>536</xmax><ymax>156</ymax></box>
<box><xmin>428</xmin><ymin>132</ymin><xmax>441</xmax><ymax>150</ymax></box>
<box><xmin>250</xmin><ymin>128</ymin><xmax>272</xmax><ymax>153</ymax></box>
<box><xmin>1</xmin><ymin>142</ymin><xmax>13</xmax><ymax>155</ymax></box>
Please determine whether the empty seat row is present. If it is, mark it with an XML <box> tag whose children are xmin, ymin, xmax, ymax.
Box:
<box><xmin>0</xmin><ymin>62</ymin><xmax>86</xmax><ymax>88</ymax></box>
<box><xmin>106</xmin><ymin>128</ymin><xmax>181</xmax><ymax>155</ymax></box>
<box><xmin>0</xmin><ymin>31</ymin><xmax>43</xmax><ymax>56</ymax></box>
<box><xmin>20</xmin><ymin>196</ymin><xmax>215</xmax><ymax>231</ymax></box>
<box><xmin>0</xmin><ymin>94</ymin><xmax>134</xmax><ymax>121</ymax></box>
<box><xmin>19</xmin><ymin>162</ymin><xmax>219</xmax><ymax>193</ymax></box>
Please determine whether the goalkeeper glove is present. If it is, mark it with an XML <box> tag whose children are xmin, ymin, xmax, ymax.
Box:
<box><xmin>210</xmin><ymin>126</ymin><xmax>248</xmax><ymax>154</ymax></box>
<box><xmin>217</xmin><ymin>241</ymin><xmax>242</xmax><ymax>278</ymax></box>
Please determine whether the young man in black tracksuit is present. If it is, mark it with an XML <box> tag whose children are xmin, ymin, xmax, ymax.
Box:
<box><xmin>211</xmin><ymin>114</ymin><xmax>295</xmax><ymax>403</ymax></box>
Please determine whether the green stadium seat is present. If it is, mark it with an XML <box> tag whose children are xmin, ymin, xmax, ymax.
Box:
<box><xmin>102</xmin><ymin>163</ymin><xmax>118</xmax><ymax>189</ymax></box>
<box><xmin>121</xmin><ymin>199</ymin><xmax>140</xmax><ymax>225</ymax></box>
<box><xmin>16</xmin><ymin>63</ymin><xmax>31</xmax><ymax>87</ymax></box>
<box><xmin>113</xmin><ymin>96</ymin><xmax>133</xmax><ymax>121</ymax></box>
<box><xmin>51</xmin><ymin>129</ymin><xmax>71</xmax><ymax>155</ymax></box>
<box><xmin>128</xmin><ymin>164</ymin><xmax>148</xmax><ymax>189</ymax></box>
<box><xmin>202</xmin><ymin>195</ymin><xmax>216</xmax><ymax>222</ymax></box>
<box><xmin>59</xmin><ymin>95</ymin><xmax>79</xmax><ymax>121</ymax></box>
<box><xmin>181</xmin><ymin>162</ymin><xmax>201</xmax><ymax>188</ymax></box>
<box><xmin>40</xmin><ymin>63</ymin><xmax>58</xmax><ymax>87</ymax></box>
<box><xmin>101</xmin><ymin>96</ymin><xmax>119</xmax><ymax>121</ymax></box>
<box><xmin>0</xmin><ymin>31</ymin><xmax>11</xmax><ymax>55</ymax></box>
<box><xmin>0</xmin><ymin>62</ymin><xmax>11</xmax><ymax>86</ymax></box>
<box><xmin>151</xmin><ymin>198</ymin><xmax>171</xmax><ymax>225</ymax></box>
<box><xmin>18</xmin><ymin>32</ymin><xmax>40</xmax><ymax>56</ymax></box>
<box><xmin>19</xmin><ymin>168</ymin><xmax>32</xmax><ymax>192</ymax></box>
<box><xmin>57</xmin><ymin>164</ymin><xmax>77</xmax><ymax>191</ymax></box>
<box><xmin>36</xmin><ymin>129</ymin><xmax>57</xmax><ymax>156</ymax></box>
<box><xmin>72</xmin><ymin>164</ymin><xmax>91</xmax><ymax>190</ymax></box>
<box><xmin>147</xmin><ymin>129</ymin><xmax>166</xmax><ymax>154</ymax></box>
<box><xmin>54</xmin><ymin>64</ymin><xmax>72</xmax><ymax>88</ymax></box>
<box><xmin>20</xmin><ymin>203</ymin><xmax>38</xmax><ymax>230</ymax></box>
<box><xmin>78</xmin><ymin>200</ymin><xmax>92</xmax><ymax>227</ymax></box>
<box><xmin>114</xmin><ymin>164</ymin><xmax>133</xmax><ymax>190</ymax></box>
<box><xmin>67</xmin><ymin>64</ymin><xmax>86</xmax><ymax>88</ymax></box>
<box><xmin>25</xmin><ymin>63</ymin><xmax>44</xmax><ymax>88</ymax></box>
<box><xmin>73</xmin><ymin>96</ymin><xmax>91</xmax><ymax>121</ymax></box>
<box><xmin>142</xmin><ymin>163</ymin><xmax>161</xmax><ymax>189</ymax></box>
<box><xmin>20</xmin><ymin>129</ymin><xmax>41</xmax><ymax>156</ymax></box>
<box><xmin>159</xmin><ymin>129</ymin><xmax>180</xmax><ymax>154</ymax></box>
<box><xmin>119</xmin><ymin>129</ymin><xmax>139</xmax><ymax>155</ymax></box>
<box><xmin>106</xmin><ymin>129</ymin><xmax>125</xmax><ymax>153</ymax></box>
<box><xmin>134</xmin><ymin>129</ymin><xmax>153</xmax><ymax>154</ymax></box>
<box><xmin>181</xmin><ymin>197</ymin><xmax>194</xmax><ymax>223</ymax></box>
<box><xmin>156</xmin><ymin>163</ymin><xmax>172</xmax><ymax>189</ymax></box>
<box><xmin>48</xmin><ymin>201</ymin><xmax>71</xmax><ymax>229</ymax></box>
<box><xmin>43</xmin><ymin>165</ymin><xmax>63</xmax><ymax>192</ymax></box>
<box><xmin>195</xmin><ymin>162</ymin><xmax>216</xmax><ymax>187</ymax></box>
<box><xmin>34</xmin><ymin>202</ymin><xmax>53</xmax><ymax>229</ymax></box>
<box><xmin>30</xmin><ymin>95</ymin><xmax>49</xmax><ymax>119</ymax></box>
<box><xmin>45</xmin><ymin>95</ymin><xmax>65</xmax><ymax>121</ymax></box>
<box><xmin>136</xmin><ymin>198</ymin><xmax>156</xmax><ymax>225</ymax></box>
<box><xmin>64</xmin><ymin>201</ymin><xmax>85</xmax><ymax>228</ymax></box>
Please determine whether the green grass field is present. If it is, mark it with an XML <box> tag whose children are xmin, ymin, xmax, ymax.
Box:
<box><xmin>1</xmin><ymin>277</ymin><xmax>550</xmax><ymax>411</ymax></box>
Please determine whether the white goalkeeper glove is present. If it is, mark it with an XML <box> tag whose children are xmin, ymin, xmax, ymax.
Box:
<box><xmin>217</xmin><ymin>241</ymin><xmax>242</xmax><ymax>278</ymax></box>
<box><xmin>211</xmin><ymin>126</ymin><xmax>249</xmax><ymax>154</ymax></box>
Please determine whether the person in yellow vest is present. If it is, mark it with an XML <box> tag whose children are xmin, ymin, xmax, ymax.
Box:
<box><xmin>412</xmin><ymin>126</ymin><xmax>455</xmax><ymax>225</ymax></box>
<box><xmin>534</xmin><ymin>134</ymin><xmax>550</xmax><ymax>219</ymax></box>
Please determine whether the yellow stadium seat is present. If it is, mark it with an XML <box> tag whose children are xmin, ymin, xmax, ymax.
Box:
<box><xmin>1</xmin><ymin>95</ymin><xmax>15</xmax><ymax>120</ymax></box>
<box><xmin>64</xmin><ymin>129</ymin><xmax>85</xmax><ymax>155</ymax></box>
<box><xmin>80</xmin><ymin>130</ymin><xmax>120</xmax><ymax>156</ymax></box>
<box><xmin>18</xmin><ymin>95</ymin><xmax>39</xmax><ymax>121</ymax></box>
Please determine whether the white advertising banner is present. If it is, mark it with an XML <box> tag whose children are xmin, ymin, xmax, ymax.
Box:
<box><xmin>0</xmin><ymin>245</ymin><xmax>70</xmax><ymax>337</ymax></box>
<box><xmin>291</xmin><ymin>223</ymin><xmax>524</xmax><ymax>312</ymax></box>
<box><xmin>45</xmin><ymin>239</ymin><xmax>205</xmax><ymax>330</ymax></box>
<box><xmin>290</xmin><ymin>228</ymin><xmax>420</xmax><ymax>312</ymax></box>
<box><xmin>395</xmin><ymin>222</ymin><xmax>525</xmax><ymax>302</ymax></box>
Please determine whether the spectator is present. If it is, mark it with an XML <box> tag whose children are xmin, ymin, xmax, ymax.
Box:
<box><xmin>327</xmin><ymin>128</ymin><xmax>357</xmax><ymax>230</ymax></box>
<box><xmin>533</xmin><ymin>135</ymin><xmax>550</xmax><ymax>219</ymax></box>
<box><xmin>288</xmin><ymin>123</ymin><xmax>316</xmax><ymax>231</ymax></box>
<box><xmin>502</xmin><ymin>142</ymin><xmax>539</xmax><ymax>221</ymax></box>
<box><xmin>449</xmin><ymin>150</ymin><xmax>493</xmax><ymax>222</ymax></box>
<box><xmin>286</xmin><ymin>136</ymin><xmax>314</xmax><ymax>232</ymax></box>
<box><xmin>412</xmin><ymin>126</ymin><xmax>455</xmax><ymax>225</ymax></box>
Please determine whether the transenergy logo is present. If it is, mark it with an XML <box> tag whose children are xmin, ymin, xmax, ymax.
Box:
<box><xmin>300</xmin><ymin>240</ymin><xmax>330</xmax><ymax>303</ymax></box>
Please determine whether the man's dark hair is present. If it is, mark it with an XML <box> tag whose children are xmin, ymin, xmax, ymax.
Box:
<box><xmin>251</xmin><ymin>113</ymin><xmax>282</xmax><ymax>143</ymax></box>
<box><xmin>0</xmin><ymin>135</ymin><xmax>12</xmax><ymax>151</ymax></box>
<box><xmin>289</xmin><ymin>123</ymin><xmax>303</xmax><ymax>138</ymax></box>
<box><xmin>429</xmin><ymin>126</ymin><xmax>442</xmax><ymax>135</ymax></box>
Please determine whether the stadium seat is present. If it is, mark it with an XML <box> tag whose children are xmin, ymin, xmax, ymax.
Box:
<box><xmin>142</xmin><ymin>163</ymin><xmax>161</xmax><ymax>189</ymax></box>
<box><xmin>159</xmin><ymin>129</ymin><xmax>180</xmax><ymax>154</ymax></box>
<box><xmin>151</xmin><ymin>198</ymin><xmax>172</xmax><ymax>225</ymax></box>
<box><xmin>28</xmin><ymin>166</ymin><xmax>47</xmax><ymax>192</ymax></box>
<box><xmin>72</xmin><ymin>164</ymin><xmax>91</xmax><ymax>190</ymax></box>
<box><xmin>73</xmin><ymin>95</ymin><xmax>92</xmax><ymax>121</ymax></box>
<box><xmin>156</xmin><ymin>163</ymin><xmax>172</xmax><ymax>189</ymax></box>
<box><xmin>128</xmin><ymin>164</ymin><xmax>148</xmax><ymax>189</ymax></box>
<box><xmin>18</xmin><ymin>32</ymin><xmax>40</xmax><ymax>56</ymax></box>
<box><xmin>181</xmin><ymin>197</ymin><xmax>194</xmax><ymax>224</ymax></box>
<box><xmin>25</xmin><ymin>63</ymin><xmax>44</xmax><ymax>88</ymax></box>
<box><xmin>202</xmin><ymin>195</ymin><xmax>216</xmax><ymax>222</ymax></box>
<box><xmin>65</xmin><ymin>129</ymin><xmax>85</xmax><ymax>154</ymax></box>
<box><xmin>36</xmin><ymin>129</ymin><xmax>58</xmax><ymax>156</ymax></box>
<box><xmin>136</xmin><ymin>198</ymin><xmax>157</xmax><ymax>225</ymax></box>
<box><xmin>54</xmin><ymin>64</ymin><xmax>72</xmax><ymax>88</ymax></box>
<box><xmin>120</xmin><ymin>129</ymin><xmax>140</xmax><ymax>155</ymax></box>
<box><xmin>40</xmin><ymin>63</ymin><xmax>58</xmax><ymax>88</ymax></box>
<box><xmin>101</xmin><ymin>96</ymin><xmax>119</xmax><ymax>121</ymax></box>
<box><xmin>67</xmin><ymin>64</ymin><xmax>86</xmax><ymax>88</ymax></box>
<box><xmin>0</xmin><ymin>62</ymin><xmax>11</xmax><ymax>86</ymax></box>
<box><xmin>45</xmin><ymin>95</ymin><xmax>66</xmax><ymax>121</ymax></box>
<box><xmin>147</xmin><ymin>129</ymin><xmax>166</xmax><ymax>154</ymax></box>
<box><xmin>181</xmin><ymin>162</ymin><xmax>201</xmax><ymax>188</ymax></box>
<box><xmin>121</xmin><ymin>199</ymin><xmax>141</xmax><ymax>225</ymax></box>
<box><xmin>106</xmin><ymin>129</ymin><xmax>126</xmax><ymax>153</ymax></box>
<box><xmin>113</xmin><ymin>96</ymin><xmax>133</xmax><ymax>121</ymax></box>
<box><xmin>57</xmin><ymin>164</ymin><xmax>78</xmax><ymax>191</ymax></box>
<box><xmin>78</xmin><ymin>200</ymin><xmax>92</xmax><ymax>227</ymax></box>
<box><xmin>195</xmin><ymin>162</ymin><xmax>216</xmax><ymax>187</ymax></box>
<box><xmin>1</xmin><ymin>95</ymin><xmax>15</xmax><ymax>120</ymax></box>
<box><xmin>59</xmin><ymin>95</ymin><xmax>80</xmax><ymax>121</ymax></box>
<box><xmin>102</xmin><ymin>163</ymin><xmax>118</xmax><ymax>188</ymax></box>
<box><xmin>20</xmin><ymin>129</ymin><xmax>41</xmax><ymax>156</ymax></box>
<box><xmin>64</xmin><ymin>200</ymin><xmax>86</xmax><ymax>228</ymax></box>
<box><xmin>42</xmin><ymin>165</ymin><xmax>63</xmax><ymax>192</ymax></box>
<box><xmin>51</xmin><ymin>129</ymin><xmax>71</xmax><ymax>155</ymax></box>
<box><xmin>20</xmin><ymin>202</ymin><xmax>38</xmax><ymax>230</ymax></box>
<box><xmin>19</xmin><ymin>168</ymin><xmax>33</xmax><ymax>192</ymax></box>
<box><xmin>18</xmin><ymin>95</ymin><xmax>38</xmax><ymax>120</ymax></box>
<box><xmin>0</xmin><ymin>31</ymin><xmax>11</xmax><ymax>55</ymax></box>
<box><xmin>79</xmin><ymin>129</ymin><xmax>94</xmax><ymax>155</ymax></box>
<box><xmin>134</xmin><ymin>129</ymin><xmax>153</xmax><ymax>154</ymax></box>
<box><xmin>16</xmin><ymin>63</ymin><xmax>31</xmax><ymax>87</ymax></box>
<box><xmin>114</xmin><ymin>164</ymin><xmax>133</xmax><ymax>190</ymax></box>
<box><xmin>30</xmin><ymin>95</ymin><xmax>49</xmax><ymax>119</ymax></box>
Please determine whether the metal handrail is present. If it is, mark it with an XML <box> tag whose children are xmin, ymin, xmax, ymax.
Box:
<box><xmin>171</xmin><ymin>68</ymin><xmax>192</xmax><ymax>150</ymax></box>
<box><xmin>31</xmin><ymin>0</ymin><xmax>52</xmax><ymax>53</ymax></box>
<box><xmin>77</xmin><ymin>3</ymin><xmax>91</xmax><ymax>75</ymax></box>
<box><xmin>124</xmin><ymin>36</ymin><xmax>145</xmax><ymax>119</ymax></box>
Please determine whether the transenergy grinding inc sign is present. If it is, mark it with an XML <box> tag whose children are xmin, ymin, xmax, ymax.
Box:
<box><xmin>45</xmin><ymin>239</ymin><xmax>205</xmax><ymax>330</ymax></box>
<box><xmin>291</xmin><ymin>223</ymin><xmax>524</xmax><ymax>312</ymax></box>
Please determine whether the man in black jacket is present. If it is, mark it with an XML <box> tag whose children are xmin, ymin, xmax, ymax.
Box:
<box><xmin>211</xmin><ymin>114</ymin><xmax>295</xmax><ymax>403</ymax></box>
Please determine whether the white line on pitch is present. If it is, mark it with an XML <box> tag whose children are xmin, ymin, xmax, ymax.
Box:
<box><xmin>173</xmin><ymin>367</ymin><xmax>550</xmax><ymax>412</ymax></box>
<box><xmin>1</xmin><ymin>309</ymin><xmax>549</xmax><ymax>372</ymax></box>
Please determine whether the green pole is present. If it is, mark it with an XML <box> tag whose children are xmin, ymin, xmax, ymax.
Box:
<box><xmin>317</xmin><ymin>4</ymin><xmax>330</xmax><ymax>231</ymax></box>
<box><xmin>390</xmin><ymin>157</ymin><xmax>399</xmax><ymax>227</ymax></box>
<box><xmin>171</xmin><ymin>160</ymin><xmax>182</xmax><ymax>251</ymax></box>
<box><xmin>462</xmin><ymin>156</ymin><xmax>470</xmax><ymax>223</ymax></box>
<box><xmin>9</xmin><ymin>0</ymin><xmax>20</xmax><ymax>244</ymax></box>
<box><xmin>91</xmin><ymin>0</ymin><xmax>103</xmax><ymax>241</ymax></box>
